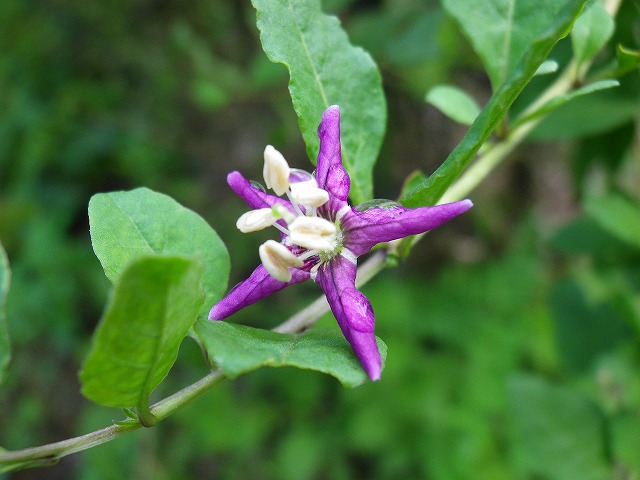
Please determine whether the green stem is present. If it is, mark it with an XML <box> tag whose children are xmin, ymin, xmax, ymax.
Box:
<box><xmin>0</xmin><ymin>252</ymin><xmax>387</xmax><ymax>470</ymax></box>
<box><xmin>0</xmin><ymin>370</ymin><xmax>226</xmax><ymax>469</ymax></box>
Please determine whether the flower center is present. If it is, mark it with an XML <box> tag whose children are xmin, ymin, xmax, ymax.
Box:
<box><xmin>235</xmin><ymin>145</ymin><xmax>345</xmax><ymax>282</ymax></box>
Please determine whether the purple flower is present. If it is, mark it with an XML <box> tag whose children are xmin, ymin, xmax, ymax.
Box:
<box><xmin>209</xmin><ymin>106</ymin><xmax>473</xmax><ymax>380</ymax></box>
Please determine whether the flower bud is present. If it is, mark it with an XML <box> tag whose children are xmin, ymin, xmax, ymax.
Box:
<box><xmin>236</xmin><ymin>208</ymin><xmax>277</xmax><ymax>233</ymax></box>
<box><xmin>263</xmin><ymin>145</ymin><xmax>290</xmax><ymax>196</ymax></box>
<box><xmin>259</xmin><ymin>240</ymin><xmax>303</xmax><ymax>282</ymax></box>
<box><xmin>288</xmin><ymin>216</ymin><xmax>336</xmax><ymax>251</ymax></box>
<box><xmin>289</xmin><ymin>180</ymin><xmax>330</xmax><ymax>207</ymax></box>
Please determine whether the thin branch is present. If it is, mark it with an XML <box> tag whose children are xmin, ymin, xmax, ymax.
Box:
<box><xmin>0</xmin><ymin>252</ymin><xmax>387</xmax><ymax>470</ymax></box>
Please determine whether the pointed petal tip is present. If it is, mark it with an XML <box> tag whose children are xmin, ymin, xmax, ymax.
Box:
<box><xmin>208</xmin><ymin>305</ymin><xmax>224</xmax><ymax>321</ymax></box>
<box><xmin>459</xmin><ymin>198</ymin><xmax>473</xmax><ymax>210</ymax></box>
<box><xmin>227</xmin><ymin>170</ymin><xmax>244</xmax><ymax>187</ymax></box>
<box><xmin>439</xmin><ymin>198</ymin><xmax>473</xmax><ymax>214</ymax></box>
<box><xmin>366</xmin><ymin>364</ymin><xmax>381</xmax><ymax>381</ymax></box>
<box><xmin>321</xmin><ymin>105</ymin><xmax>341</xmax><ymax>126</ymax></box>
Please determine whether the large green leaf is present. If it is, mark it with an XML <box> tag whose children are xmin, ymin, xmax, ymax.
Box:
<box><xmin>194</xmin><ymin>320</ymin><xmax>386</xmax><ymax>388</ymax></box>
<box><xmin>0</xmin><ymin>242</ymin><xmax>10</xmax><ymax>384</ymax></box>
<box><xmin>442</xmin><ymin>0</ymin><xmax>572</xmax><ymax>90</ymax></box>
<box><xmin>80</xmin><ymin>256</ymin><xmax>203</xmax><ymax>415</ymax></box>
<box><xmin>401</xmin><ymin>0</ymin><xmax>588</xmax><ymax>207</ymax></box>
<box><xmin>251</xmin><ymin>0</ymin><xmax>386</xmax><ymax>204</ymax></box>
<box><xmin>88</xmin><ymin>188</ymin><xmax>229</xmax><ymax>318</ymax></box>
<box><xmin>508</xmin><ymin>375</ymin><xmax>610</xmax><ymax>480</ymax></box>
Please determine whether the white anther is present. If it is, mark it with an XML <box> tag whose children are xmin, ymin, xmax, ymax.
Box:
<box><xmin>259</xmin><ymin>240</ymin><xmax>303</xmax><ymax>282</ymax></box>
<box><xmin>263</xmin><ymin>145</ymin><xmax>290</xmax><ymax>196</ymax></box>
<box><xmin>288</xmin><ymin>216</ymin><xmax>336</xmax><ymax>251</ymax></box>
<box><xmin>289</xmin><ymin>180</ymin><xmax>329</xmax><ymax>207</ymax></box>
<box><xmin>236</xmin><ymin>208</ymin><xmax>277</xmax><ymax>233</ymax></box>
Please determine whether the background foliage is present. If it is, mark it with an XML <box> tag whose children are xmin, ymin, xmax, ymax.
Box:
<box><xmin>1</xmin><ymin>0</ymin><xmax>640</xmax><ymax>479</ymax></box>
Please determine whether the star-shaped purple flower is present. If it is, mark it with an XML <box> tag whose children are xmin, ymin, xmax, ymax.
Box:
<box><xmin>209</xmin><ymin>106</ymin><xmax>472</xmax><ymax>380</ymax></box>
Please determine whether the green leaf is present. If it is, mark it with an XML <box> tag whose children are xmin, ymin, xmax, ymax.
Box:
<box><xmin>88</xmin><ymin>188</ymin><xmax>229</xmax><ymax>318</ymax></box>
<box><xmin>0</xmin><ymin>242</ymin><xmax>10</xmax><ymax>384</ymax></box>
<box><xmin>529</xmin><ymin>74</ymin><xmax>640</xmax><ymax>139</ymax></box>
<box><xmin>401</xmin><ymin>0</ymin><xmax>588</xmax><ymax>208</ymax></box>
<box><xmin>251</xmin><ymin>0</ymin><xmax>386</xmax><ymax>203</ymax></box>
<box><xmin>194</xmin><ymin>320</ymin><xmax>386</xmax><ymax>388</ymax></box>
<box><xmin>442</xmin><ymin>0</ymin><xmax>573</xmax><ymax>90</ymax></box>
<box><xmin>571</xmin><ymin>0</ymin><xmax>614</xmax><ymax>71</ymax></box>
<box><xmin>513</xmin><ymin>79</ymin><xmax>619</xmax><ymax>127</ymax></box>
<box><xmin>610</xmin><ymin>412</ymin><xmax>640</xmax><ymax>475</ymax></box>
<box><xmin>584</xmin><ymin>193</ymin><xmax>640</xmax><ymax>249</ymax></box>
<box><xmin>425</xmin><ymin>84</ymin><xmax>481</xmax><ymax>125</ymax></box>
<box><xmin>508</xmin><ymin>375</ymin><xmax>610</xmax><ymax>480</ymax></box>
<box><xmin>80</xmin><ymin>256</ymin><xmax>203</xmax><ymax>414</ymax></box>
<box><xmin>550</xmin><ymin>279</ymin><xmax>630</xmax><ymax>373</ymax></box>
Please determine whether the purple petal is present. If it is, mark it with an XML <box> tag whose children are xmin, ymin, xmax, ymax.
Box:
<box><xmin>343</xmin><ymin>200</ymin><xmax>473</xmax><ymax>256</ymax></box>
<box><xmin>315</xmin><ymin>106</ymin><xmax>350</xmax><ymax>201</ymax></box>
<box><xmin>209</xmin><ymin>265</ymin><xmax>310</xmax><ymax>320</ymax></box>
<box><xmin>315</xmin><ymin>254</ymin><xmax>381</xmax><ymax>380</ymax></box>
<box><xmin>228</xmin><ymin>171</ymin><xmax>294</xmax><ymax>211</ymax></box>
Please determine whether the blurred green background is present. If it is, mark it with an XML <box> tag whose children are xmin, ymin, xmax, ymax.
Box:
<box><xmin>1</xmin><ymin>0</ymin><xmax>640</xmax><ymax>478</ymax></box>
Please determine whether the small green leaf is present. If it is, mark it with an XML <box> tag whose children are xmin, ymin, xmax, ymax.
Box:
<box><xmin>194</xmin><ymin>320</ymin><xmax>386</xmax><ymax>388</ymax></box>
<box><xmin>442</xmin><ymin>0</ymin><xmax>573</xmax><ymax>90</ymax></box>
<box><xmin>425</xmin><ymin>84</ymin><xmax>481</xmax><ymax>125</ymax></box>
<box><xmin>88</xmin><ymin>187</ymin><xmax>229</xmax><ymax>318</ymax></box>
<box><xmin>529</xmin><ymin>83</ymin><xmax>640</xmax><ymax>140</ymax></box>
<box><xmin>251</xmin><ymin>0</ymin><xmax>386</xmax><ymax>204</ymax></box>
<box><xmin>0</xmin><ymin>242</ymin><xmax>10</xmax><ymax>384</ymax></box>
<box><xmin>402</xmin><ymin>0</ymin><xmax>588</xmax><ymax>207</ymax></box>
<box><xmin>615</xmin><ymin>44</ymin><xmax>640</xmax><ymax>76</ymax></box>
<box><xmin>508</xmin><ymin>375</ymin><xmax>610</xmax><ymax>480</ymax></box>
<box><xmin>571</xmin><ymin>0</ymin><xmax>614</xmax><ymax>71</ymax></box>
<box><xmin>513</xmin><ymin>79</ymin><xmax>619</xmax><ymax>127</ymax></box>
<box><xmin>534</xmin><ymin>59</ymin><xmax>559</xmax><ymax>76</ymax></box>
<box><xmin>80</xmin><ymin>256</ymin><xmax>203</xmax><ymax>411</ymax></box>
<box><xmin>584</xmin><ymin>193</ymin><xmax>640</xmax><ymax>249</ymax></box>
<box><xmin>399</xmin><ymin>170</ymin><xmax>428</xmax><ymax>200</ymax></box>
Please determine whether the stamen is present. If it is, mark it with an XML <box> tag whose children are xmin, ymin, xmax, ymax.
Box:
<box><xmin>288</xmin><ymin>216</ymin><xmax>336</xmax><ymax>251</ymax></box>
<box><xmin>236</xmin><ymin>208</ymin><xmax>277</xmax><ymax>233</ymax></box>
<box><xmin>263</xmin><ymin>145</ymin><xmax>291</xmax><ymax>196</ymax></box>
<box><xmin>271</xmin><ymin>204</ymin><xmax>296</xmax><ymax>224</ymax></box>
<box><xmin>297</xmin><ymin>249</ymin><xmax>320</xmax><ymax>261</ymax></box>
<box><xmin>272</xmin><ymin>222</ymin><xmax>290</xmax><ymax>236</ymax></box>
<box><xmin>259</xmin><ymin>240</ymin><xmax>303</xmax><ymax>282</ymax></box>
<box><xmin>285</xmin><ymin>190</ymin><xmax>305</xmax><ymax>217</ymax></box>
<box><xmin>289</xmin><ymin>180</ymin><xmax>329</xmax><ymax>207</ymax></box>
